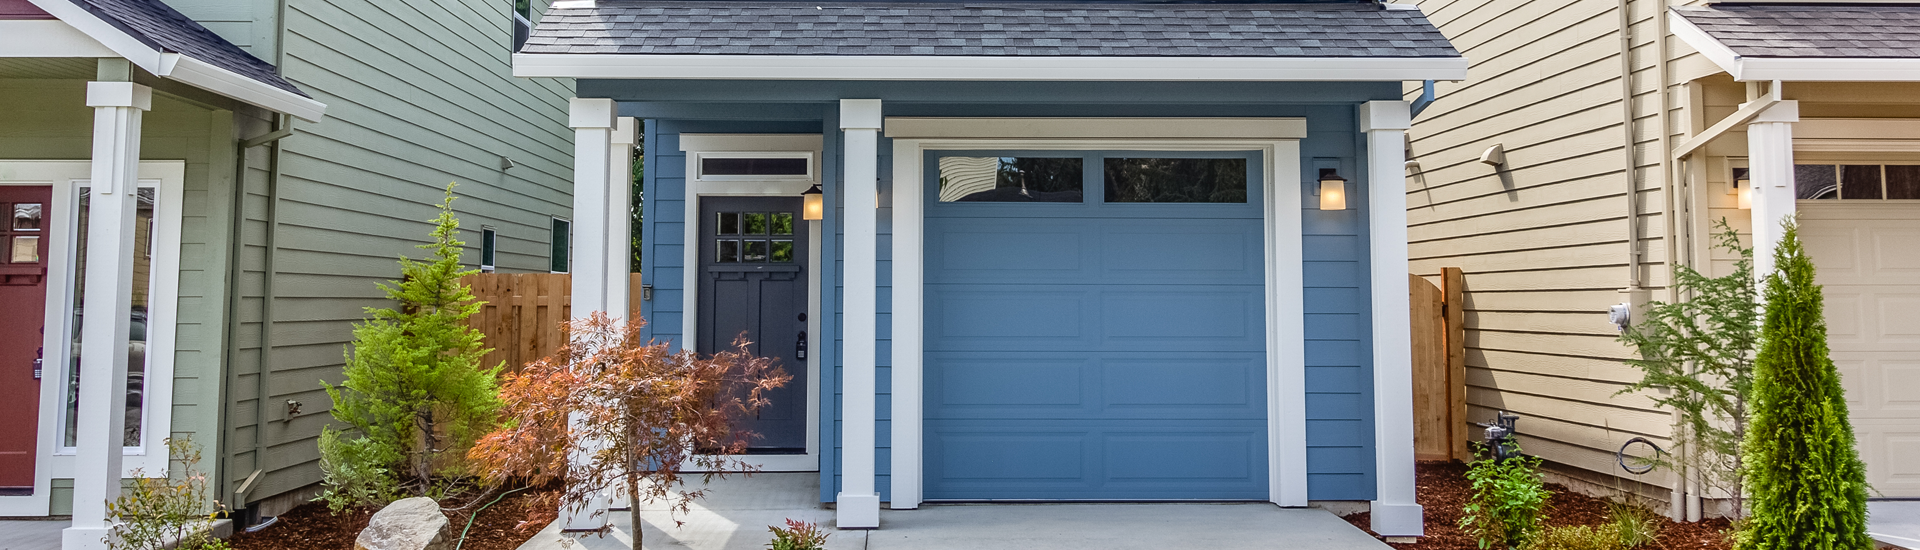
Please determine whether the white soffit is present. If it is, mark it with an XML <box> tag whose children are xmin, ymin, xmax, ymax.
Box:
<box><xmin>22</xmin><ymin>0</ymin><xmax>326</xmax><ymax>121</ymax></box>
<box><xmin>513</xmin><ymin>53</ymin><xmax>1471</xmax><ymax>82</ymax></box>
<box><xmin>1671</xmin><ymin>10</ymin><xmax>1920</xmax><ymax>82</ymax></box>
<box><xmin>0</xmin><ymin>20</ymin><xmax>117</xmax><ymax>57</ymax></box>
<box><xmin>884</xmin><ymin>117</ymin><xmax>1309</xmax><ymax>140</ymax></box>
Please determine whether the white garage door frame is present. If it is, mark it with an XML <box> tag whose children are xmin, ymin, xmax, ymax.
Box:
<box><xmin>883</xmin><ymin>118</ymin><xmax>1308</xmax><ymax>510</ymax></box>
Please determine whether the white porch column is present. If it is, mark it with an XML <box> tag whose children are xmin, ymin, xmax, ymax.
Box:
<box><xmin>605</xmin><ymin>117</ymin><xmax>637</xmax><ymax>318</ymax></box>
<box><xmin>1747</xmin><ymin>100</ymin><xmax>1799</xmax><ymax>280</ymax></box>
<box><xmin>1361</xmin><ymin>100</ymin><xmax>1424</xmax><ymax>539</ymax></box>
<box><xmin>63</xmin><ymin>80</ymin><xmax>151</xmax><ymax>550</ymax></box>
<box><xmin>837</xmin><ymin>98</ymin><xmax>882</xmax><ymax>530</ymax></box>
<box><xmin>562</xmin><ymin>97</ymin><xmax>615</xmax><ymax>531</ymax></box>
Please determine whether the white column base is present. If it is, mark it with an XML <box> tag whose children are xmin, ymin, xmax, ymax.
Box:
<box><xmin>62</xmin><ymin>526</ymin><xmax>113</xmax><ymax>550</ymax></box>
<box><xmin>835</xmin><ymin>493</ymin><xmax>880</xmax><ymax>529</ymax></box>
<box><xmin>1370</xmin><ymin>502</ymin><xmax>1425</xmax><ymax>537</ymax></box>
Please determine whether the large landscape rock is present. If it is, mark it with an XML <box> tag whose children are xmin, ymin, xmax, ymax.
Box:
<box><xmin>355</xmin><ymin>497</ymin><xmax>453</xmax><ymax>550</ymax></box>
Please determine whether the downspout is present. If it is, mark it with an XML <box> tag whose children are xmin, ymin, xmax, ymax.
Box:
<box><xmin>241</xmin><ymin>0</ymin><xmax>293</xmax><ymax>514</ymax></box>
<box><xmin>1618</xmin><ymin>0</ymin><xmax>1642</xmax><ymax>292</ymax></box>
<box><xmin>1651</xmin><ymin>1</ymin><xmax>1698</xmax><ymax>523</ymax></box>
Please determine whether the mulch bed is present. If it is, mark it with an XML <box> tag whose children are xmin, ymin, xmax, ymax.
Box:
<box><xmin>1340</xmin><ymin>461</ymin><xmax>1734</xmax><ymax>550</ymax></box>
<box><xmin>227</xmin><ymin>487</ymin><xmax>558</xmax><ymax>550</ymax></box>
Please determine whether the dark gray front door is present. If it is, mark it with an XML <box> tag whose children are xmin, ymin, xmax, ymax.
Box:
<box><xmin>699</xmin><ymin>196</ymin><xmax>809</xmax><ymax>453</ymax></box>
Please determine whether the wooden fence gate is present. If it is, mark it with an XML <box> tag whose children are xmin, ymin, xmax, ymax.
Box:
<box><xmin>458</xmin><ymin>273</ymin><xmax>645</xmax><ymax>373</ymax></box>
<box><xmin>1411</xmin><ymin>268</ymin><xmax>1468</xmax><ymax>462</ymax></box>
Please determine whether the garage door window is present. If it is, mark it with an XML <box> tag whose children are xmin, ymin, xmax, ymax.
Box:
<box><xmin>936</xmin><ymin>156</ymin><xmax>1082</xmax><ymax>203</ymax></box>
<box><xmin>934</xmin><ymin>152</ymin><xmax>1255</xmax><ymax>206</ymax></box>
<box><xmin>1104</xmin><ymin>158</ymin><xmax>1248</xmax><ymax>203</ymax></box>
<box><xmin>1795</xmin><ymin>164</ymin><xmax>1920</xmax><ymax>200</ymax></box>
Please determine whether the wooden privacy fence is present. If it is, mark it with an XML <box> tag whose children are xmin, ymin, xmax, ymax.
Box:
<box><xmin>458</xmin><ymin>273</ymin><xmax>645</xmax><ymax>373</ymax></box>
<box><xmin>1411</xmin><ymin>268</ymin><xmax>1469</xmax><ymax>462</ymax></box>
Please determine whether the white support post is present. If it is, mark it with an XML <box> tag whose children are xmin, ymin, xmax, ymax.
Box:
<box><xmin>63</xmin><ymin>80</ymin><xmax>151</xmax><ymax>550</ymax></box>
<box><xmin>1747</xmin><ymin>100</ymin><xmax>1799</xmax><ymax>282</ymax></box>
<box><xmin>1361</xmin><ymin>100</ymin><xmax>1424</xmax><ymax>539</ymax></box>
<box><xmin>607</xmin><ymin>117</ymin><xmax>637</xmax><ymax>319</ymax></box>
<box><xmin>837</xmin><ymin>98</ymin><xmax>883</xmax><ymax>530</ymax></box>
<box><xmin>889</xmin><ymin>138</ymin><xmax>924</xmax><ymax>510</ymax></box>
<box><xmin>562</xmin><ymin>97</ymin><xmax>616</xmax><ymax>531</ymax></box>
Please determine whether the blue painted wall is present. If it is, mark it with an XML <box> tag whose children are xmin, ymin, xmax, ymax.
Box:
<box><xmin>629</xmin><ymin>82</ymin><xmax>1392</xmax><ymax>503</ymax></box>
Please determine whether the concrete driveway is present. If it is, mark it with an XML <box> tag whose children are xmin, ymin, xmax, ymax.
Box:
<box><xmin>1873</xmin><ymin>500</ymin><xmax>1920</xmax><ymax>549</ymax></box>
<box><xmin>515</xmin><ymin>473</ymin><xmax>1390</xmax><ymax>550</ymax></box>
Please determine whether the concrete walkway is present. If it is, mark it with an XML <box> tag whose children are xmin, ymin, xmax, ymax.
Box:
<box><xmin>1872</xmin><ymin>501</ymin><xmax>1920</xmax><ymax>549</ymax></box>
<box><xmin>516</xmin><ymin>473</ymin><xmax>1389</xmax><ymax>550</ymax></box>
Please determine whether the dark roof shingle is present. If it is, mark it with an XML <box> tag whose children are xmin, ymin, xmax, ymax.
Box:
<box><xmin>68</xmin><ymin>0</ymin><xmax>306</xmax><ymax>96</ymax></box>
<box><xmin>1674</xmin><ymin>4</ymin><xmax>1920</xmax><ymax>59</ymax></box>
<box><xmin>522</xmin><ymin>1</ymin><xmax>1461</xmax><ymax>58</ymax></box>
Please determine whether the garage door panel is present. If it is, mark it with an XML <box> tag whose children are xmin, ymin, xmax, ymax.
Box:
<box><xmin>1102</xmin><ymin>432</ymin><xmax>1260</xmax><ymax>482</ymax></box>
<box><xmin>929</xmin><ymin>288</ymin><xmax>1091</xmax><ymax>345</ymax></box>
<box><xmin>933</xmin><ymin>432</ymin><xmax>1088</xmax><ymax>482</ymax></box>
<box><xmin>928</xmin><ymin>284</ymin><xmax>1264</xmax><ymax>352</ymax></box>
<box><xmin>926</xmin><ymin>352</ymin><xmax>1265</xmax><ymax>420</ymax></box>
<box><xmin>925</xmin><ymin>422</ymin><xmax>1268</xmax><ymax>500</ymax></box>
<box><xmin>1099</xmin><ymin>289</ymin><xmax>1263</xmax><ymax>347</ymax></box>
<box><xmin>1803</xmin><ymin>206</ymin><xmax>1920</xmax><ymax>497</ymax></box>
<box><xmin>925</xmin><ymin>218</ymin><xmax>1092</xmax><ymax>282</ymax></box>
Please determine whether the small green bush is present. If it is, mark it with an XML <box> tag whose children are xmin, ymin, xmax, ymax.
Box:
<box><xmin>767</xmin><ymin>519</ymin><xmax>829</xmax><ymax>550</ymax></box>
<box><xmin>105</xmin><ymin>437</ymin><xmax>230</xmax><ymax>550</ymax></box>
<box><xmin>1606</xmin><ymin>500</ymin><xmax>1661</xmax><ymax>549</ymax></box>
<box><xmin>1530</xmin><ymin>525</ymin><xmax>1625</xmax><ymax>550</ymax></box>
<box><xmin>1459</xmin><ymin>446</ymin><xmax>1551</xmax><ymax>550</ymax></box>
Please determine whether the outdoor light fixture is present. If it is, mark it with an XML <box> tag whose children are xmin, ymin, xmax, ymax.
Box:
<box><xmin>802</xmin><ymin>183</ymin><xmax>824</xmax><ymax>220</ymax></box>
<box><xmin>1733</xmin><ymin>168</ymin><xmax>1753</xmax><ymax>210</ymax></box>
<box><xmin>1318</xmin><ymin>169</ymin><xmax>1348</xmax><ymax>211</ymax></box>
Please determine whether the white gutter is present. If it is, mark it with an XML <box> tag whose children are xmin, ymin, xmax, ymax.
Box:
<box><xmin>25</xmin><ymin>0</ymin><xmax>326</xmax><ymax>121</ymax></box>
<box><xmin>1671</xmin><ymin>10</ymin><xmax>1920</xmax><ymax>82</ymax></box>
<box><xmin>513</xmin><ymin>52</ymin><xmax>1471</xmax><ymax>82</ymax></box>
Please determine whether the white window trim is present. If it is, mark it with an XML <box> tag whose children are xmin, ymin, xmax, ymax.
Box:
<box><xmin>883</xmin><ymin>128</ymin><xmax>1308</xmax><ymax>510</ymax></box>
<box><xmin>677</xmin><ymin>134</ymin><xmax>826</xmax><ymax>473</ymax></box>
<box><xmin>0</xmin><ymin>160</ymin><xmax>184</xmax><ymax>517</ymax></box>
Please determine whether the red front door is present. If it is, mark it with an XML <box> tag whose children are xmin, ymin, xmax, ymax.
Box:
<box><xmin>0</xmin><ymin>186</ymin><xmax>51</xmax><ymax>490</ymax></box>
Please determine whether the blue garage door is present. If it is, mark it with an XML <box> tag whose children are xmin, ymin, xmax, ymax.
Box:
<box><xmin>923</xmin><ymin>150</ymin><xmax>1269</xmax><ymax>500</ymax></box>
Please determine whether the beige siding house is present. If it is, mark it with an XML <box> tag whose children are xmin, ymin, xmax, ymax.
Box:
<box><xmin>1406</xmin><ymin>0</ymin><xmax>1920</xmax><ymax>522</ymax></box>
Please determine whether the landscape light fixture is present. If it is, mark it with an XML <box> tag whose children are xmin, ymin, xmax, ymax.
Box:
<box><xmin>802</xmin><ymin>183</ymin><xmax>825</xmax><ymax>220</ymax></box>
<box><xmin>1318</xmin><ymin>169</ymin><xmax>1348</xmax><ymax>211</ymax></box>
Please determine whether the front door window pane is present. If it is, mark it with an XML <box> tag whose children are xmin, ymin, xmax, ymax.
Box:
<box><xmin>937</xmin><ymin>157</ymin><xmax>1083</xmax><ymax>202</ymax></box>
<box><xmin>742</xmin><ymin>240</ymin><xmax>768</xmax><ymax>262</ymax></box>
<box><xmin>13</xmin><ymin>202</ymin><xmax>40</xmax><ymax>230</ymax></box>
<box><xmin>11</xmin><ymin>236</ymin><xmax>38</xmax><ymax>263</ymax></box>
<box><xmin>64</xmin><ymin>187</ymin><xmax>155</xmax><ymax>448</ymax></box>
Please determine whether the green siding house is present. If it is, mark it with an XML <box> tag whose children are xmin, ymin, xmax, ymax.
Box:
<box><xmin>0</xmin><ymin>0</ymin><xmax>573</xmax><ymax>541</ymax></box>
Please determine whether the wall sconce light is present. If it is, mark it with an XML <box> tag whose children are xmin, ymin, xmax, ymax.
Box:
<box><xmin>1732</xmin><ymin>167</ymin><xmax>1753</xmax><ymax>210</ymax></box>
<box><xmin>1318</xmin><ymin>169</ymin><xmax>1348</xmax><ymax>211</ymax></box>
<box><xmin>802</xmin><ymin>183</ymin><xmax>825</xmax><ymax>220</ymax></box>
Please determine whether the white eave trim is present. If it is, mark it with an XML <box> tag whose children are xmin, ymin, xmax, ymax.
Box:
<box><xmin>0</xmin><ymin>20</ymin><xmax>118</xmax><ymax>57</ymax></box>
<box><xmin>1671</xmin><ymin>10</ymin><xmax>1920</xmax><ymax>82</ymax></box>
<box><xmin>512</xmin><ymin>53</ymin><xmax>1471</xmax><ymax>82</ymax></box>
<box><xmin>23</xmin><ymin>0</ymin><xmax>326</xmax><ymax>121</ymax></box>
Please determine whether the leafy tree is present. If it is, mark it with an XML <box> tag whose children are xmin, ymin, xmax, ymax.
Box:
<box><xmin>1737</xmin><ymin>221</ymin><xmax>1871</xmax><ymax>550</ymax></box>
<box><xmin>318</xmin><ymin>184</ymin><xmax>502</xmax><ymax>510</ymax></box>
<box><xmin>469</xmin><ymin>313</ymin><xmax>789</xmax><ymax>549</ymax></box>
<box><xmin>1616</xmin><ymin>219</ymin><xmax>1758</xmax><ymax>516</ymax></box>
<box><xmin>1459</xmin><ymin>445</ymin><xmax>1550</xmax><ymax>550</ymax></box>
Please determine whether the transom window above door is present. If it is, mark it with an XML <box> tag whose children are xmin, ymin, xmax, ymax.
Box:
<box><xmin>932</xmin><ymin>151</ymin><xmax>1254</xmax><ymax>205</ymax></box>
<box><xmin>715</xmin><ymin>211</ymin><xmax>796</xmax><ymax>263</ymax></box>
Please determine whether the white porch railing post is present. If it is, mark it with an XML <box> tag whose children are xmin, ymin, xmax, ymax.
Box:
<box><xmin>1747</xmin><ymin>100</ymin><xmax>1799</xmax><ymax>282</ymax></box>
<box><xmin>1361</xmin><ymin>99</ymin><xmax>1424</xmax><ymax>539</ymax></box>
<box><xmin>836</xmin><ymin>98</ymin><xmax>882</xmax><ymax>530</ymax></box>
<box><xmin>563</xmin><ymin>97</ymin><xmax>616</xmax><ymax>531</ymax></box>
<box><xmin>62</xmin><ymin>80</ymin><xmax>151</xmax><ymax>550</ymax></box>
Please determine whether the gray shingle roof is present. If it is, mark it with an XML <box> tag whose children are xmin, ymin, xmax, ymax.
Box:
<box><xmin>66</xmin><ymin>0</ymin><xmax>306</xmax><ymax>96</ymax></box>
<box><xmin>522</xmin><ymin>1</ymin><xmax>1461</xmax><ymax>58</ymax></box>
<box><xmin>1674</xmin><ymin>4</ymin><xmax>1920</xmax><ymax>59</ymax></box>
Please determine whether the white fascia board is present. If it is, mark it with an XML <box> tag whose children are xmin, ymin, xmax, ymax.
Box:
<box><xmin>514</xmin><ymin>53</ymin><xmax>1471</xmax><ymax>82</ymax></box>
<box><xmin>0</xmin><ymin>20</ymin><xmax>117</xmax><ymax>57</ymax></box>
<box><xmin>1672</xmin><ymin>10</ymin><xmax>1920</xmax><ymax>82</ymax></box>
<box><xmin>165</xmin><ymin>55</ymin><xmax>326</xmax><ymax>122</ymax></box>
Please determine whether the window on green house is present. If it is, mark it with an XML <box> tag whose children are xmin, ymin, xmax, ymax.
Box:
<box><xmin>550</xmin><ymin>217</ymin><xmax>570</xmax><ymax>273</ymax></box>
<box><xmin>512</xmin><ymin>0</ymin><xmax>533</xmax><ymax>52</ymax></box>
<box><xmin>481</xmin><ymin>227</ymin><xmax>497</xmax><ymax>272</ymax></box>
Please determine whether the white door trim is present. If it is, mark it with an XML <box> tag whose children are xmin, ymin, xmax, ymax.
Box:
<box><xmin>886</xmin><ymin>131</ymin><xmax>1307</xmax><ymax>510</ymax></box>
<box><xmin>678</xmin><ymin>135</ymin><xmax>825</xmax><ymax>473</ymax></box>
<box><xmin>0</xmin><ymin>159</ymin><xmax>184</xmax><ymax>517</ymax></box>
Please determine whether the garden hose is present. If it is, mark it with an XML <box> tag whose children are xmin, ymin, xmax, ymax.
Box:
<box><xmin>455</xmin><ymin>486</ymin><xmax>532</xmax><ymax>550</ymax></box>
<box><xmin>1617</xmin><ymin>436</ymin><xmax>1666</xmax><ymax>475</ymax></box>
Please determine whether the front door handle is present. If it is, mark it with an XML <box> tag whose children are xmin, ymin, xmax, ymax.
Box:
<box><xmin>795</xmin><ymin>331</ymin><xmax>808</xmax><ymax>361</ymax></box>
